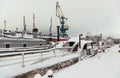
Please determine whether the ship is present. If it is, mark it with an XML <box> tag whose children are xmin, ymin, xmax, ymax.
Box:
<box><xmin>0</xmin><ymin>14</ymin><xmax>47</xmax><ymax>50</ymax></box>
<box><xmin>0</xmin><ymin>1</ymin><xmax>69</xmax><ymax>50</ymax></box>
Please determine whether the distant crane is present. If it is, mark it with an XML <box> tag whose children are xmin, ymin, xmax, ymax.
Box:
<box><xmin>56</xmin><ymin>1</ymin><xmax>69</xmax><ymax>37</ymax></box>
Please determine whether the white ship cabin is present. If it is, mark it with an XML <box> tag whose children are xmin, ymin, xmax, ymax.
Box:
<box><xmin>62</xmin><ymin>37</ymin><xmax>95</xmax><ymax>56</ymax></box>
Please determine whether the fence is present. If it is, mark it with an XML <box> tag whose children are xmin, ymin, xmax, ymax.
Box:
<box><xmin>0</xmin><ymin>46</ymin><xmax>73</xmax><ymax>68</ymax></box>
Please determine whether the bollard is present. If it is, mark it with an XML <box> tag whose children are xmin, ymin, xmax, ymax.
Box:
<box><xmin>46</xmin><ymin>70</ymin><xmax>53</xmax><ymax>78</ymax></box>
<box><xmin>34</xmin><ymin>73</ymin><xmax>42</xmax><ymax>78</ymax></box>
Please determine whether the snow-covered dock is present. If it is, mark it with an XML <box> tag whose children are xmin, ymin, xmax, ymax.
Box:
<box><xmin>55</xmin><ymin>45</ymin><xmax>120</xmax><ymax>78</ymax></box>
<box><xmin>0</xmin><ymin>36</ymin><xmax>113</xmax><ymax>78</ymax></box>
<box><xmin>0</xmin><ymin>50</ymin><xmax>80</xmax><ymax>78</ymax></box>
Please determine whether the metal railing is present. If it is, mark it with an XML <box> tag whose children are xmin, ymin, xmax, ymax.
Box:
<box><xmin>0</xmin><ymin>46</ymin><xmax>73</xmax><ymax>68</ymax></box>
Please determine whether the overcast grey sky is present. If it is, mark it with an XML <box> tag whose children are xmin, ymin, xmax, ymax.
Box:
<box><xmin>0</xmin><ymin>0</ymin><xmax>120</xmax><ymax>37</ymax></box>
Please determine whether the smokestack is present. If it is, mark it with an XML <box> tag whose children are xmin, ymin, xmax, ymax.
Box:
<box><xmin>49</xmin><ymin>17</ymin><xmax>52</xmax><ymax>41</ymax></box>
<box><xmin>33</xmin><ymin>13</ymin><xmax>35</xmax><ymax>28</ymax></box>
<box><xmin>32</xmin><ymin>13</ymin><xmax>38</xmax><ymax>38</ymax></box>
<box><xmin>49</xmin><ymin>17</ymin><xmax>52</xmax><ymax>34</ymax></box>
<box><xmin>4</xmin><ymin>20</ymin><xmax>6</xmax><ymax>30</ymax></box>
<box><xmin>32</xmin><ymin>28</ymin><xmax>38</xmax><ymax>38</ymax></box>
<box><xmin>23</xmin><ymin>16</ymin><xmax>26</xmax><ymax>32</ymax></box>
<box><xmin>23</xmin><ymin>16</ymin><xmax>25</xmax><ymax>26</ymax></box>
<box><xmin>57</xmin><ymin>26</ymin><xmax>60</xmax><ymax>41</ymax></box>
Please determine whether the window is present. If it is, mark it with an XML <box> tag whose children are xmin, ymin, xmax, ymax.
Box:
<box><xmin>73</xmin><ymin>45</ymin><xmax>78</xmax><ymax>51</ymax></box>
<box><xmin>23</xmin><ymin>44</ymin><xmax>27</xmax><ymax>47</ymax></box>
<box><xmin>69</xmin><ymin>42</ymin><xmax>75</xmax><ymax>46</ymax></box>
<box><xmin>40</xmin><ymin>44</ymin><xmax>42</xmax><ymax>46</ymax></box>
<box><xmin>63</xmin><ymin>42</ymin><xmax>75</xmax><ymax>47</ymax></box>
<box><xmin>6</xmin><ymin>44</ymin><xmax>10</xmax><ymax>48</ymax></box>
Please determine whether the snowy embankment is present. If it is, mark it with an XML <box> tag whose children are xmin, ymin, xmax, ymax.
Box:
<box><xmin>55</xmin><ymin>45</ymin><xmax>120</xmax><ymax>78</ymax></box>
<box><xmin>0</xmin><ymin>50</ymin><xmax>79</xmax><ymax>78</ymax></box>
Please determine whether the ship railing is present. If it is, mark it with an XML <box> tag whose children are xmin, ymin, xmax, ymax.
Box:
<box><xmin>0</xmin><ymin>46</ymin><xmax>74</xmax><ymax>68</ymax></box>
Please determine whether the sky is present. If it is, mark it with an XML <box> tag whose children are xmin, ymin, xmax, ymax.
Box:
<box><xmin>0</xmin><ymin>0</ymin><xmax>120</xmax><ymax>37</ymax></box>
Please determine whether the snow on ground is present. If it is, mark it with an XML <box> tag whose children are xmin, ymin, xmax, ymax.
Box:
<box><xmin>55</xmin><ymin>45</ymin><xmax>120</xmax><ymax>78</ymax></box>
<box><xmin>0</xmin><ymin>43</ymin><xmax>120</xmax><ymax>78</ymax></box>
<box><xmin>0</xmin><ymin>50</ymin><xmax>79</xmax><ymax>78</ymax></box>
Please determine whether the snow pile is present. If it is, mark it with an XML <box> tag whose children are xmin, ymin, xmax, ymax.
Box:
<box><xmin>34</xmin><ymin>74</ymin><xmax>42</xmax><ymax>78</ymax></box>
<box><xmin>55</xmin><ymin>45</ymin><xmax>120</xmax><ymax>78</ymax></box>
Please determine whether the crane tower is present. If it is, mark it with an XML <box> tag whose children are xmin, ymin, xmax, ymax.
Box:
<box><xmin>56</xmin><ymin>1</ymin><xmax>69</xmax><ymax>37</ymax></box>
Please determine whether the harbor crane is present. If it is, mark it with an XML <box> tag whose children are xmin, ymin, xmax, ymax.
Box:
<box><xmin>56</xmin><ymin>1</ymin><xmax>69</xmax><ymax>37</ymax></box>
